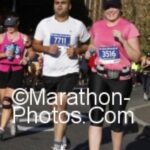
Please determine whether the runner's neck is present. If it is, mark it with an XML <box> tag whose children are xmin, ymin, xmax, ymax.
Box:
<box><xmin>54</xmin><ymin>15</ymin><xmax>69</xmax><ymax>22</ymax></box>
<box><xmin>105</xmin><ymin>18</ymin><xmax>121</xmax><ymax>27</ymax></box>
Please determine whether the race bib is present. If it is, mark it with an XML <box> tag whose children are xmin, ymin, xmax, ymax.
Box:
<box><xmin>50</xmin><ymin>33</ymin><xmax>71</xmax><ymax>47</ymax></box>
<box><xmin>98</xmin><ymin>47</ymin><xmax>120</xmax><ymax>64</ymax></box>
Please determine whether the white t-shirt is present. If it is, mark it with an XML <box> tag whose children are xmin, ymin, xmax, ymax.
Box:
<box><xmin>34</xmin><ymin>15</ymin><xmax>90</xmax><ymax>77</ymax></box>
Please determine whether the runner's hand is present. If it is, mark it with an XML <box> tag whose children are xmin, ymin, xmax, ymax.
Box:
<box><xmin>112</xmin><ymin>30</ymin><xmax>125</xmax><ymax>43</ymax></box>
<box><xmin>46</xmin><ymin>45</ymin><xmax>59</xmax><ymax>55</ymax></box>
<box><xmin>85</xmin><ymin>45</ymin><xmax>96</xmax><ymax>59</ymax></box>
<box><xmin>67</xmin><ymin>46</ymin><xmax>77</xmax><ymax>57</ymax></box>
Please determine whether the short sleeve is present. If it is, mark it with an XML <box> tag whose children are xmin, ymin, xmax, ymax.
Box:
<box><xmin>79</xmin><ymin>22</ymin><xmax>90</xmax><ymax>43</ymax></box>
<box><xmin>127</xmin><ymin>23</ymin><xmax>140</xmax><ymax>39</ymax></box>
<box><xmin>34</xmin><ymin>21</ymin><xmax>45</xmax><ymax>41</ymax></box>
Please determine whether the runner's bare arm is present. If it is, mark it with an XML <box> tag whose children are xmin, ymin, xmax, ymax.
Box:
<box><xmin>141</xmin><ymin>57</ymin><xmax>150</xmax><ymax>69</ymax></box>
<box><xmin>85</xmin><ymin>39</ymin><xmax>96</xmax><ymax>60</ymax></box>
<box><xmin>76</xmin><ymin>38</ymin><xmax>90</xmax><ymax>54</ymax></box>
<box><xmin>32</xmin><ymin>39</ymin><xmax>59</xmax><ymax>55</ymax></box>
<box><xmin>24</xmin><ymin>35</ymin><xmax>35</xmax><ymax>60</ymax></box>
<box><xmin>0</xmin><ymin>34</ymin><xmax>7</xmax><ymax>58</ymax></box>
<box><xmin>122</xmin><ymin>37</ymin><xmax>141</xmax><ymax>62</ymax></box>
<box><xmin>20</xmin><ymin>35</ymin><xmax>34</xmax><ymax>65</ymax></box>
<box><xmin>113</xmin><ymin>30</ymin><xmax>141</xmax><ymax>62</ymax></box>
<box><xmin>67</xmin><ymin>39</ymin><xmax>90</xmax><ymax>57</ymax></box>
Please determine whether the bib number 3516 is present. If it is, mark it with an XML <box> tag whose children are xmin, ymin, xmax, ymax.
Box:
<box><xmin>98</xmin><ymin>47</ymin><xmax>120</xmax><ymax>64</ymax></box>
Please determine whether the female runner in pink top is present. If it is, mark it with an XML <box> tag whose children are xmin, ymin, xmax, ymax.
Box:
<box><xmin>0</xmin><ymin>13</ymin><xmax>32</xmax><ymax>139</ymax></box>
<box><xmin>87</xmin><ymin>0</ymin><xmax>141</xmax><ymax>150</ymax></box>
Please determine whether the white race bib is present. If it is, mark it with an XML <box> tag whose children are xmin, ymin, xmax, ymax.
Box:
<box><xmin>98</xmin><ymin>47</ymin><xmax>121</xmax><ymax>64</ymax></box>
<box><xmin>50</xmin><ymin>33</ymin><xmax>71</xmax><ymax>47</ymax></box>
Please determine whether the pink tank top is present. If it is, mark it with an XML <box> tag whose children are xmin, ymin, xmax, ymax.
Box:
<box><xmin>0</xmin><ymin>33</ymin><xmax>25</xmax><ymax>72</ymax></box>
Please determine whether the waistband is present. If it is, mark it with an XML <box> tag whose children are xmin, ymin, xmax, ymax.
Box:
<box><xmin>96</xmin><ymin>64</ymin><xmax>131</xmax><ymax>80</ymax></box>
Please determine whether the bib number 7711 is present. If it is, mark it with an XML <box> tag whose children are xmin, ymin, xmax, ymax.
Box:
<box><xmin>50</xmin><ymin>34</ymin><xmax>71</xmax><ymax>46</ymax></box>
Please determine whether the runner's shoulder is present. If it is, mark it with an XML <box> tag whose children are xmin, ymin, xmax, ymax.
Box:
<box><xmin>91</xmin><ymin>20</ymin><xmax>105</xmax><ymax>28</ymax></box>
<box><xmin>68</xmin><ymin>16</ymin><xmax>86</xmax><ymax>28</ymax></box>
<box><xmin>119</xmin><ymin>18</ymin><xmax>137</xmax><ymax>28</ymax></box>
<box><xmin>37</xmin><ymin>16</ymin><xmax>54</xmax><ymax>26</ymax></box>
